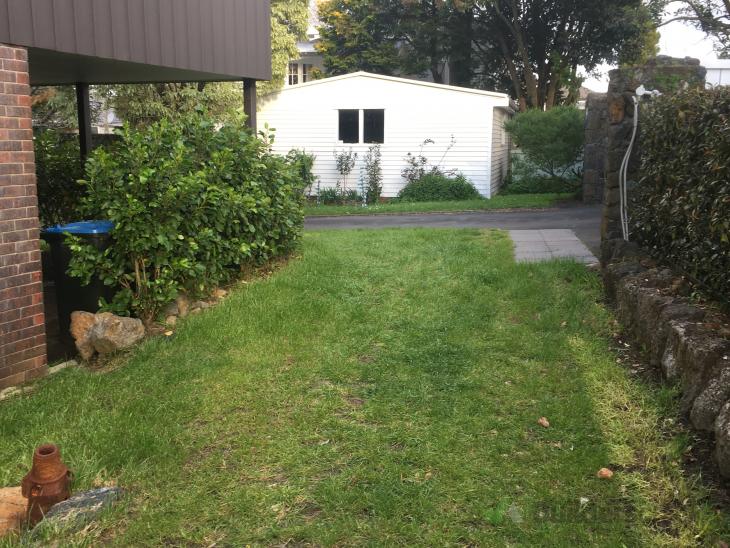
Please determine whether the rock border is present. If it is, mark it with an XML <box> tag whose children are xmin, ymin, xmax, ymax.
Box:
<box><xmin>602</xmin><ymin>238</ymin><xmax>730</xmax><ymax>477</ymax></box>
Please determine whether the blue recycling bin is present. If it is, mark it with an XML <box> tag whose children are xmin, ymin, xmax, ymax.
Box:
<box><xmin>41</xmin><ymin>221</ymin><xmax>115</xmax><ymax>348</ymax></box>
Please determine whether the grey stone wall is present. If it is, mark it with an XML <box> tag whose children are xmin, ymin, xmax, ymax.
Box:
<box><xmin>582</xmin><ymin>92</ymin><xmax>608</xmax><ymax>203</ymax></box>
<box><xmin>601</xmin><ymin>56</ymin><xmax>707</xmax><ymax>250</ymax></box>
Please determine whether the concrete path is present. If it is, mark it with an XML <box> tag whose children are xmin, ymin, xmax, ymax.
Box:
<box><xmin>305</xmin><ymin>204</ymin><xmax>602</xmax><ymax>254</ymax></box>
<box><xmin>510</xmin><ymin>229</ymin><xmax>597</xmax><ymax>263</ymax></box>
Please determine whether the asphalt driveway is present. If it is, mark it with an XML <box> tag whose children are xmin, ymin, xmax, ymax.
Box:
<box><xmin>305</xmin><ymin>204</ymin><xmax>602</xmax><ymax>254</ymax></box>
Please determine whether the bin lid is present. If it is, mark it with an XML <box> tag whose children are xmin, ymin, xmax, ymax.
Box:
<box><xmin>43</xmin><ymin>221</ymin><xmax>114</xmax><ymax>234</ymax></box>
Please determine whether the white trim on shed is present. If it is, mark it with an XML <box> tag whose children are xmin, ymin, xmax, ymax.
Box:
<box><xmin>258</xmin><ymin>72</ymin><xmax>512</xmax><ymax>198</ymax></box>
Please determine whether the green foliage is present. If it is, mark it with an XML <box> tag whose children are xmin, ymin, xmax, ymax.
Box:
<box><xmin>632</xmin><ymin>87</ymin><xmax>730</xmax><ymax>302</ymax></box>
<box><xmin>505</xmin><ymin>107</ymin><xmax>584</xmax><ymax>179</ymax></box>
<box><xmin>286</xmin><ymin>149</ymin><xmax>318</xmax><ymax>194</ymax></box>
<box><xmin>317</xmin><ymin>187</ymin><xmax>362</xmax><ymax>205</ymax></box>
<box><xmin>33</xmin><ymin>130</ymin><xmax>85</xmax><ymax>227</ymax></box>
<box><xmin>261</xmin><ymin>0</ymin><xmax>310</xmax><ymax>95</ymax></box>
<box><xmin>398</xmin><ymin>172</ymin><xmax>480</xmax><ymax>202</ymax></box>
<box><xmin>362</xmin><ymin>145</ymin><xmax>383</xmax><ymax>204</ymax></box>
<box><xmin>98</xmin><ymin>82</ymin><xmax>243</xmax><ymax>129</ymax></box>
<box><xmin>503</xmin><ymin>154</ymin><xmax>581</xmax><ymax>195</ymax></box>
<box><xmin>67</xmin><ymin>113</ymin><xmax>306</xmax><ymax>322</ymax></box>
<box><xmin>317</xmin><ymin>0</ymin><xmax>401</xmax><ymax>75</ymax></box>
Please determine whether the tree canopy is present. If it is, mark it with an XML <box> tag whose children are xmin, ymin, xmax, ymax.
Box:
<box><xmin>316</xmin><ymin>0</ymin><xmax>659</xmax><ymax>109</ymax></box>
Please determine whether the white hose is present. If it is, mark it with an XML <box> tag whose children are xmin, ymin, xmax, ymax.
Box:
<box><xmin>619</xmin><ymin>96</ymin><xmax>639</xmax><ymax>241</ymax></box>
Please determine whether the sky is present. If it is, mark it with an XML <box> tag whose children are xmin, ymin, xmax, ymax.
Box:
<box><xmin>582</xmin><ymin>18</ymin><xmax>723</xmax><ymax>92</ymax></box>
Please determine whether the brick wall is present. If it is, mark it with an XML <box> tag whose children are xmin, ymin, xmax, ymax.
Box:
<box><xmin>0</xmin><ymin>43</ymin><xmax>47</xmax><ymax>389</ymax></box>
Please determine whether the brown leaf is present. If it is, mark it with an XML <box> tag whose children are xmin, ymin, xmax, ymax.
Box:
<box><xmin>537</xmin><ymin>417</ymin><xmax>550</xmax><ymax>428</ymax></box>
<box><xmin>597</xmin><ymin>467</ymin><xmax>614</xmax><ymax>479</ymax></box>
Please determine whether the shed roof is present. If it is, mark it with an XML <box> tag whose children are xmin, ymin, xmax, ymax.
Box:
<box><xmin>273</xmin><ymin>71</ymin><xmax>511</xmax><ymax>101</ymax></box>
<box><xmin>0</xmin><ymin>0</ymin><xmax>271</xmax><ymax>85</ymax></box>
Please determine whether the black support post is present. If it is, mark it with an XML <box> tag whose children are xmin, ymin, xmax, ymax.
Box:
<box><xmin>243</xmin><ymin>79</ymin><xmax>257</xmax><ymax>132</ymax></box>
<box><xmin>76</xmin><ymin>83</ymin><xmax>92</xmax><ymax>160</ymax></box>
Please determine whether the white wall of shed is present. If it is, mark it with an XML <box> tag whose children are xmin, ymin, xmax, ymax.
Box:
<box><xmin>258</xmin><ymin>75</ymin><xmax>505</xmax><ymax>198</ymax></box>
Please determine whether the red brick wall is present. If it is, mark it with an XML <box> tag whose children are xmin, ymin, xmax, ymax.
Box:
<box><xmin>0</xmin><ymin>43</ymin><xmax>47</xmax><ymax>389</ymax></box>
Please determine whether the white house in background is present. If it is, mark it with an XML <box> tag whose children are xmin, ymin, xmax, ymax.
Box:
<box><xmin>286</xmin><ymin>0</ymin><xmax>324</xmax><ymax>86</ymax></box>
<box><xmin>706</xmin><ymin>59</ymin><xmax>730</xmax><ymax>87</ymax></box>
<box><xmin>258</xmin><ymin>72</ymin><xmax>513</xmax><ymax>198</ymax></box>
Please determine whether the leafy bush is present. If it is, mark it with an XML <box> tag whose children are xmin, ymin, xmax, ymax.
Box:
<box><xmin>318</xmin><ymin>187</ymin><xmax>361</xmax><ymax>204</ymax></box>
<box><xmin>286</xmin><ymin>149</ymin><xmax>317</xmax><ymax>194</ymax></box>
<box><xmin>502</xmin><ymin>154</ymin><xmax>581</xmax><ymax>195</ymax></box>
<box><xmin>504</xmin><ymin>106</ymin><xmax>584</xmax><ymax>179</ymax></box>
<box><xmin>68</xmin><ymin>113</ymin><xmax>306</xmax><ymax>322</ymax></box>
<box><xmin>34</xmin><ymin>130</ymin><xmax>85</xmax><ymax>226</ymax></box>
<box><xmin>362</xmin><ymin>145</ymin><xmax>383</xmax><ymax>204</ymax></box>
<box><xmin>398</xmin><ymin>173</ymin><xmax>480</xmax><ymax>202</ymax></box>
<box><xmin>401</xmin><ymin>137</ymin><xmax>456</xmax><ymax>184</ymax></box>
<box><xmin>632</xmin><ymin>87</ymin><xmax>730</xmax><ymax>302</ymax></box>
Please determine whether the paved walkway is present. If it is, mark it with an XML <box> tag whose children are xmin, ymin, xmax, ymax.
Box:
<box><xmin>510</xmin><ymin>229</ymin><xmax>597</xmax><ymax>263</ymax></box>
<box><xmin>305</xmin><ymin>204</ymin><xmax>602</xmax><ymax>255</ymax></box>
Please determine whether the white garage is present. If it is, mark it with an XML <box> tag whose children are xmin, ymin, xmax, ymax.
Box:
<box><xmin>257</xmin><ymin>72</ymin><xmax>513</xmax><ymax>198</ymax></box>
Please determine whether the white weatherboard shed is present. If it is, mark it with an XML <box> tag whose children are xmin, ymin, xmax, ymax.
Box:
<box><xmin>258</xmin><ymin>72</ymin><xmax>513</xmax><ymax>198</ymax></box>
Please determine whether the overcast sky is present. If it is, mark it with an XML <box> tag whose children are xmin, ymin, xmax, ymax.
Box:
<box><xmin>582</xmin><ymin>19</ymin><xmax>722</xmax><ymax>91</ymax></box>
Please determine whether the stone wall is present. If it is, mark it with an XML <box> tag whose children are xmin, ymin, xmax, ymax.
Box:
<box><xmin>603</xmin><ymin>247</ymin><xmax>730</xmax><ymax>477</ymax></box>
<box><xmin>582</xmin><ymin>92</ymin><xmax>607</xmax><ymax>203</ymax></box>
<box><xmin>0</xmin><ymin>43</ymin><xmax>47</xmax><ymax>389</ymax></box>
<box><xmin>601</xmin><ymin>56</ymin><xmax>707</xmax><ymax>252</ymax></box>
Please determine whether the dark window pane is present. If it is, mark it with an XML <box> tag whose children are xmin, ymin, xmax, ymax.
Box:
<box><xmin>364</xmin><ymin>109</ymin><xmax>384</xmax><ymax>143</ymax></box>
<box><xmin>338</xmin><ymin>109</ymin><xmax>359</xmax><ymax>143</ymax></box>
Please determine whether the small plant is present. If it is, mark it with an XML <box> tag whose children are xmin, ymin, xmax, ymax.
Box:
<box><xmin>398</xmin><ymin>172</ymin><xmax>480</xmax><ymax>202</ymax></box>
<box><xmin>361</xmin><ymin>145</ymin><xmax>383</xmax><ymax>205</ymax></box>
<box><xmin>286</xmin><ymin>149</ymin><xmax>317</xmax><ymax>195</ymax></box>
<box><xmin>318</xmin><ymin>187</ymin><xmax>361</xmax><ymax>205</ymax></box>
<box><xmin>334</xmin><ymin>148</ymin><xmax>358</xmax><ymax>194</ymax></box>
<box><xmin>401</xmin><ymin>137</ymin><xmax>457</xmax><ymax>185</ymax></box>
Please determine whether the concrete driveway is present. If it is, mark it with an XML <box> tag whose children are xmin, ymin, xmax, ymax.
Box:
<box><xmin>305</xmin><ymin>204</ymin><xmax>602</xmax><ymax>254</ymax></box>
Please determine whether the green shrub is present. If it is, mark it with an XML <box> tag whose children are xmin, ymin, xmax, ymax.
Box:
<box><xmin>34</xmin><ymin>130</ymin><xmax>85</xmax><ymax>226</ymax></box>
<box><xmin>398</xmin><ymin>172</ymin><xmax>480</xmax><ymax>202</ymax></box>
<box><xmin>504</xmin><ymin>106</ymin><xmax>584</xmax><ymax>179</ymax></box>
<box><xmin>502</xmin><ymin>154</ymin><xmax>581</xmax><ymax>195</ymax></box>
<box><xmin>362</xmin><ymin>145</ymin><xmax>383</xmax><ymax>204</ymax></box>
<box><xmin>68</xmin><ymin>113</ymin><xmax>306</xmax><ymax>322</ymax></box>
<box><xmin>632</xmin><ymin>87</ymin><xmax>730</xmax><ymax>302</ymax></box>
<box><xmin>286</xmin><ymin>149</ymin><xmax>317</xmax><ymax>194</ymax></box>
<box><xmin>318</xmin><ymin>187</ymin><xmax>361</xmax><ymax>204</ymax></box>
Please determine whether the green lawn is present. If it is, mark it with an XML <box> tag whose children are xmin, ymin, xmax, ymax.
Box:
<box><xmin>1</xmin><ymin>229</ymin><xmax>727</xmax><ymax>545</ymax></box>
<box><xmin>304</xmin><ymin>193</ymin><xmax>573</xmax><ymax>216</ymax></box>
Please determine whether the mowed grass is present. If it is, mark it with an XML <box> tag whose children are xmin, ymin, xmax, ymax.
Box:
<box><xmin>1</xmin><ymin>229</ymin><xmax>728</xmax><ymax>546</ymax></box>
<box><xmin>304</xmin><ymin>193</ymin><xmax>572</xmax><ymax>216</ymax></box>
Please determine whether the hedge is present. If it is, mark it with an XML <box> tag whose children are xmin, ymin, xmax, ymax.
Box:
<box><xmin>632</xmin><ymin>87</ymin><xmax>730</xmax><ymax>302</ymax></box>
<box><xmin>68</xmin><ymin>113</ymin><xmax>307</xmax><ymax>322</ymax></box>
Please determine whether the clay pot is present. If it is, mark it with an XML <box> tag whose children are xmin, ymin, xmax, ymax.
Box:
<box><xmin>21</xmin><ymin>444</ymin><xmax>72</xmax><ymax>524</ymax></box>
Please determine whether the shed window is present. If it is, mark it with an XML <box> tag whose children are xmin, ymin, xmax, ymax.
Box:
<box><xmin>363</xmin><ymin>109</ymin><xmax>384</xmax><ymax>143</ymax></box>
<box><xmin>338</xmin><ymin>109</ymin><xmax>359</xmax><ymax>143</ymax></box>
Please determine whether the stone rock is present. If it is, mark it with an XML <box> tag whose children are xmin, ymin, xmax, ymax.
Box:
<box><xmin>0</xmin><ymin>486</ymin><xmax>25</xmax><ymax>537</ymax></box>
<box><xmin>161</xmin><ymin>301</ymin><xmax>179</xmax><ymax>318</ymax></box>
<box><xmin>165</xmin><ymin>315</ymin><xmax>177</xmax><ymax>327</ymax></box>
<box><xmin>715</xmin><ymin>402</ymin><xmax>730</xmax><ymax>478</ymax></box>
<box><xmin>213</xmin><ymin>288</ymin><xmax>228</xmax><ymax>299</ymax></box>
<box><xmin>90</xmin><ymin>313</ymin><xmax>145</xmax><ymax>355</ymax></box>
<box><xmin>190</xmin><ymin>300</ymin><xmax>211</xmax><ymax>311</ymax></box>
<box><xmin>38</xmin><ymin>487</ymin><xmax>122</xmax><ymax>532</ymax></box>
<box><xmin>176</xmin><ymin>295</ymin><xmax>190</xmax><ymax>318</ymax></box>
<box><xmin>691</xmin><ymin>367</ymin><xmax>730</xmax><ymax>431</ymax></box>
<box><xmin>70</xmin><ymin>311</ymin><xmax>96</xmax><ymax>361</ymax></box>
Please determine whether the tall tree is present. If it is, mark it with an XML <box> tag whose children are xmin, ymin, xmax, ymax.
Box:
<box><xmin>658</xmin><ymin>0</ymin><xmax>730</xmax><ymax>56</ymax></box>
<box><xmin>472</xmin><ymin>0</ymin><xmax>657</xmax><ymax>110</ymax></box>
<box><xmin>261</xmin><ymin>0</ymin><xmax>310</xmax><ymax>95</ymax></box>
<box><xmin>317</xmin><ymin>0</ymin><xmax>473</xmax><ymax>84</ymax></box>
